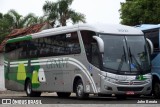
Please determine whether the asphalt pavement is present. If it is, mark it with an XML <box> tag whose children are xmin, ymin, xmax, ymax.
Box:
<box><xmin>0</xmin><ymin>90</ymin><xmax>160</xmax><ymax>104</ymax></box>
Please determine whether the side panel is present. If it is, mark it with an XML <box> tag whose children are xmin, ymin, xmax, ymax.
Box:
<box><xmin>5</xmin><ymin>60</ymin><xmax>31</xmax><ymax>91</ymax></box>
<box><xmin>5</xmin><ymin>30</ymin><xmax>100</xmax><ymax>94</ymax></box>
<box><xmin>151</xmin><ymin>53</ymin><xmax>160</xmax><ymax>79</ymax></box>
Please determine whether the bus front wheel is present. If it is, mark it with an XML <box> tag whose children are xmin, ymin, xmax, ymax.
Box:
<box><xmin>25</xmin><ymin>79</ymin><xmax>41</xmax><ymax>97</ymax></box>
<box><xmin>75</xmin><ymin>79</ymin><xmax>89</xmax><ymax>99</ymax></box>
<box><xmin>153</xmin><ymin>82</ymin><xmax>160</xmax><ymax>99</ymax></box>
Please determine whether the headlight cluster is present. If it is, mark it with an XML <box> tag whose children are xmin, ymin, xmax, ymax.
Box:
<box><xmin>100</xmin><ymin>73</ymin><xmax>119</xmax><ymax>83</ymax></box>
<box><xmin>143</xmin><ymin>74</ymin><xmax>152</xmax><ymax>83</ymax></box>
<box><xmin>106</xmin><ymin>77</ymin><xmax>119</xmax><ymax>83</ymax></box>
<box><xmin>145</xmin><ymin>78</ymin><xmax>152</xmax><ymax>83</ymax></box>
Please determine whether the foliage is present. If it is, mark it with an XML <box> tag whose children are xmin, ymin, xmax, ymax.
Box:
<box><xmin>7</xmin><ymin>9</ymin><xmax>44</xmax><ymax>29</ymax></box>
<box><xmin>0</xmin><ymin>0</ymin><xmax>86</xmax><ymax>43</ymax></box>
<box><xmin>120</xmin><ymin>0</ymin><xmax>160</xmax><ymax>26</ymax></box>
<box><xmin>43</xmin><ymin>0</ymin><xmax>86</xmax><ymax>26</ymax></box>
<box><xmin>0</xmin><ymin>13</ymin><xmax>13</xmax><ymax>43</ymax></box>
<box><xmin>0</xmin><ymin>10</ymin><xmax>45</xmax><ymax>43</ymax></box>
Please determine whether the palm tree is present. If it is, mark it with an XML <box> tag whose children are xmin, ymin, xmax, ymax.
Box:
<box><xmin>7</xmin><ymin>9</ymin><xmax>23</xmax><ymax>28</ymax></box>
<box><xmin>24</xmin><ymin>14</ymin><xmax>47</xmax><ymax>27</ymax></box>
<box><xmin>7</xmin><ymin>9</ymin><xmax>43</xmax><ymax>29</ymax></box>
<box><xmin>0</xmin><ymin>10</ymin><xmax>45</xmax><ymax>43</ymax></box>
<box><xmin>43</xmin><ymin>0</ymin><xmax>86</xmax><ymax>26</ymax></box>
<box><xmin>0</xmin><ymin>13</ymin><xmax>14</xmax><ymax>43</ymax></box>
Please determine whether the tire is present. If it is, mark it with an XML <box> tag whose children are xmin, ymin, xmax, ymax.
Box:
<box><xmin>75</xmin><ymin>79</ymin><xmax>89</xmax><ymax>99</ymax></box>
<box><xmin>25</xmin><ymin>79</ymin><xmax>41</xmax><ymax>97</ymax></box>
<box><xmin>56</xmin><ymin>92</ymin><xmax>71</xmax><ymax>98</ymax></box>
<box><xmin>153</xmin><ymin>82</ymin><xmax>160</xmax><ymax>99</ymax></box>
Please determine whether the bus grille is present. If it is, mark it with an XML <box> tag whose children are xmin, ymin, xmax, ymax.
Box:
<box><xmin>117</xmin><ymin>87</ymin><xmax>143</xmax><ymax>91</ymax></box>
<box><xmin>117</xmin><ymin>81</ymin><xmax>147</xmax><ymax>85</ymax></box>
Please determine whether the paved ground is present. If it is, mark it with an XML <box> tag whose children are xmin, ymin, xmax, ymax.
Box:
<box><xmin>0</xmin><ymin>90</ymin><xmax>160</xmax><ymax>104</ymax></box>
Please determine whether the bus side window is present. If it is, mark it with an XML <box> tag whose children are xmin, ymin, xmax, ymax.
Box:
<box><xmin>66</xmin><ymin>32</ymin><xmax>81</xmax><ymax>54</ymax></box>
<box><xmin>18</xmin><ymin>41</ymin><xmax>30</xmax><ymax>59</ymax></box>
<box><xmin>28</xmin><ymin>41</ymin><xmax>37</xmax><ymax>58</ymax></box>
<box><xmin>6</xmin><ymin>42</ymin><xmax>20</xmax><ymax>60</ymax></box>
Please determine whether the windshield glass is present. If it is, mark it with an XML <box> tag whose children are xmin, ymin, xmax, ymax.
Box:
<box><xmin>100</xmin><ymin>34</ymin><xmax>150</xmax><ymax>74</ymax></box>
<box><xmin>126</xmin><ymin>36</ymin><xmax>150</xmax><ymax>72</ymax></box>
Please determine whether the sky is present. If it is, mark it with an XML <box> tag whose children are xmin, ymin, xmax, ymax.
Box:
<box><xmin>0</xmin><ymin>0</ymin><xmax>126</xmax><ymax>25</ymax></box>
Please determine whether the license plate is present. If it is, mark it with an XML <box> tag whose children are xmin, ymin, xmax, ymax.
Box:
<box><xmin>126</xmin><ymin>91</ymin><xmax>135</xmax><ymax>95</ymax></box>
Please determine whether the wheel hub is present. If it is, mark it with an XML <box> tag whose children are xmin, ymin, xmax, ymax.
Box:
<box><xmin>77</xmin><ymin>84</ymin><xmax>83</xmax><ymax>96</ymax></box>
<box><xmin>27</xmin><ymin>83</ymin><xmax>31</xmax><ymax>94</ymax></box>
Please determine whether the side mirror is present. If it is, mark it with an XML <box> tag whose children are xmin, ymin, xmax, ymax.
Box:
<box><xmin>93</xmin><ymin>36</ymin><xmax>104</xmax><ymax>54</ymax></box>
<box><xmin>146</xmin><ymin>38</ymin><xmax>153</xmax><ymax>55</ymax></box>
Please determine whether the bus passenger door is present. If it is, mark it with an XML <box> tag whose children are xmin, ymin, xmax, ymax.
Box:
<box><xmin>89</xmin><ymin>42</ymin><xmax>101</xmax><ymax>93</ymax></box>
<box><xmin>81</xmin><ymin>30</ymin><xmax>101</xmax><ymax>93</ymax></box>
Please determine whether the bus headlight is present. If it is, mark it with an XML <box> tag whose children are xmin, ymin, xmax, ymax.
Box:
<box><xmin>145</xmin><ymin>78</ymin><xmax>152</xmax><ymax>83</ymax></box>
<box><xmin>100</xmin><ymin>73</ymin><xmax>119</xmax><ymax>83</ymax></box>
<box><xmin>106</xmin><ymin>77</ymin><xmax>118</xmax><ymax>83</ymax></box>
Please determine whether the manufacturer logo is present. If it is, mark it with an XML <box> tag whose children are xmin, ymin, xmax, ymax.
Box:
<box><xmin>129</xmin><ymin>81</ymin><xmax>134</xmax><ymax>85</ymax></box>
<box><xmin>118</xmin><ymin>29</ymin><xmax>128</xmax><ymax>32</ymax></box>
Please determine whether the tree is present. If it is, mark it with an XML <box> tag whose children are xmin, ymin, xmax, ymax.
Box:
<box><xmin>120</xmin><ymin>0</ymin><xmax>160</xmax><ymax>26</ymax></box>
<box><xmin>43</xmin><ymin>0</ymin><xmax>86</xmax><ymax>26</ymax></box>
<box><xmin>7</xmin><ymin>9</ymin><xmax>40</xmax><ymax>29</ymax></box>
<box><xmin>24</xmin><ymin>14</ymin><xmax>47</xmax><ymax>27</ymax></box>
<box><xmin>0</xmin><ymin>10</ymin><xmax>44</xmax><ymax>43</ymax></box>
<box><xmin>7</xmin><ymin>9</ymin><xmax>23</xmax><ymax>28</ymax></box>
<box><xmin>0</xmin><ymin>13</ymin><xmax>14</xmax><ymax>43</ymax></box>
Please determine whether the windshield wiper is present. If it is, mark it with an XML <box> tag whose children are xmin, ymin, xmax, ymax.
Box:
<box><xmin>118</xmin><ymin>46</ymin><xmax>126</xmax><ymax>72</ymax></box>
<box><xmin>128</xmin><ymin>47</ymin><xmax>143</xmax><ymax>73</ymax></box>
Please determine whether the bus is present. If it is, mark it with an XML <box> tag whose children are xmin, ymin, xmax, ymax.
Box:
<box><xmin>137</xmin><ymin>24</ymin><xmax>160</xmax><ymax>99</ymax></box>
<box><xmin>4</xmin><ymin>24</ymin><xmax>152</xmax><ymax>99</ymax></box>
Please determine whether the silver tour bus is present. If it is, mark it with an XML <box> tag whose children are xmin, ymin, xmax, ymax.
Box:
<box><xmin>4</xmin><ymin>24</ymin><xmax>152</xmax><ymax>99</ymax></box>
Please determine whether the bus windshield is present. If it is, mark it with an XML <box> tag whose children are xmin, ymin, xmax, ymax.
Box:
<box><xmin>100</xmin><ymin>34</ymin><xmax>151</xmax><ymax>75</ymax></box>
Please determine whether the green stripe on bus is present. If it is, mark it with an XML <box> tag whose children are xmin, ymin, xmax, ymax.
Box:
<box><xmin>7</xmin><ymin>35</ymin><xmax>32</xmax><ymax>43</ymax></box>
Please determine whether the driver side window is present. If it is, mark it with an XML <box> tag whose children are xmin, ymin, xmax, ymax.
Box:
<box><xmin>81</xmin><ymin>30</ymin><xmax>100</xmax><ymax>68</ymax></box>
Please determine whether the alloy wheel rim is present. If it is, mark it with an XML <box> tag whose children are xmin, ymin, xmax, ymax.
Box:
<box><xmin>27</xmin><ymin>83</ymin><xmax>31</xmax><ymax>94</ymax></box>
<box><xmin>77</xmin><ymin>84</ymin><xmax>83</xmax><ymax>97</ymax></box>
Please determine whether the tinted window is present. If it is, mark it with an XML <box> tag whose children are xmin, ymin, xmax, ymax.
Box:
<box><xmin>5</xmin><ymin>42</ymin><xmax>21</xmax><ymax>60</ymax></box>
<box><xmin>36</xmin><ymin>32</ymin><xmax>81</xmax><ymax>57</ymax></box>
<box><xmin>144</xmin><ymin>29</ymin><xmax>159</xmax><ymax>51</ymax></box>
<box><xmin>5</xmin><ymin>32</ymin><xmax>81</xmax><ymax>60</ymax></box>
<box><xmin>81</xmin><ymin>30</ymin><xmax>100</xmax><ymax>68</ymax></box>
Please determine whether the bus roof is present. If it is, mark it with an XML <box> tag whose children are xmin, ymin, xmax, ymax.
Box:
<box><xmin>7</xmin><ymin>35</ymin><xmax>32</xmax><ymax>44</ymax></box>
<box><xmin>7</xmin><ymin>23</ymin><xmax>143</xmax><ymax>43</ymax></box>
<box><xmin>32</xmin><ymin>24</ymin><xmax>143</xmax><ymax>39</ymax></box>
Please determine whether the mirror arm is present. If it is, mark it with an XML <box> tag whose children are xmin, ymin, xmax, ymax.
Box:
<box><xmin>146</xmin><ymin>38</ymin><xmax>154</xmax><ymax>54</ymax></box>
<box><xmin>93</xmin><ymin>36</ymin><xmax>104</xmax><ymax>54</ymax></box>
